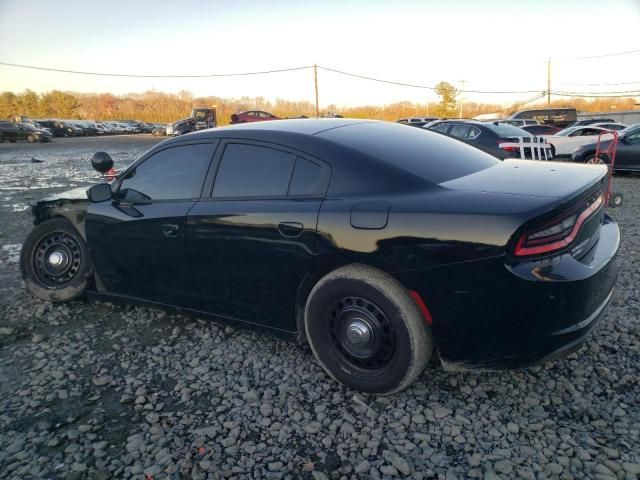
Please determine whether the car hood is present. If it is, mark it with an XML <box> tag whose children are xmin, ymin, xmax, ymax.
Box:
<box><xmin>441</xmin><ymin>159</ymin><xmax>607</xmax><ymax>199</ymax></box>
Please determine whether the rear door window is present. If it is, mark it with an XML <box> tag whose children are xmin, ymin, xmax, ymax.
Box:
<box><xmin>213</xmin><ymin>144</ymin><xmax>296</xmax><ymax>197</ymax></box>
<box><xmin>288</xmin><ymin>157</ymin><xmax>326</xmax><ymax>196</ymax></box>
<box><xmin>449</xmin><ymin>124</ymin><xmax>471</xmax><ymax>139</ymax></box>
<box><xmin>431</xmin><ymin>123</ymin><xmax>450</xmax><ymax>133</ymax></box>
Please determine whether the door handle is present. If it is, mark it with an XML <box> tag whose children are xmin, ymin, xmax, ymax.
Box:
<box><xmin>162</xmin><ymin>224</ymin><xmax>180</xmax><ymax>237</ymax></box>
<box><xmin>278</xmin><ymin>222</ymin><xmax>304</xmax><ymax>238</ymax></box>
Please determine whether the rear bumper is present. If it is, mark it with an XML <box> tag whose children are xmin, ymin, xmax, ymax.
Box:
<box><xmin>394</xmin><ymin>215</ymin><xmax>619</xmax><ymax>370</ymax></box>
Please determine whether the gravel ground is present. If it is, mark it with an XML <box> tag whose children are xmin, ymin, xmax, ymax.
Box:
<box><xmin>0</xmin><ymin>137</ymin><xmax>639</xmax><ymax>480</ymax></box>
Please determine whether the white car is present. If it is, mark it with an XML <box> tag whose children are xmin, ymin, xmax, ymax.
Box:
<box><xmin>592</xmin><ymin>122</ymin><xmax>628</xmax><ymax>131</ymax></box>
<box><xmin>542</xmin><ymin>126</ymin><xmax>612</xmax><ymax>157</ymax></box>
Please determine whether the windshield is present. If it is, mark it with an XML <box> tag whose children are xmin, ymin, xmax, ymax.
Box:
<box><xmin>621</xmin><ymin>123</ymin><xmax>640</xmax><ymax>135</ymax></box>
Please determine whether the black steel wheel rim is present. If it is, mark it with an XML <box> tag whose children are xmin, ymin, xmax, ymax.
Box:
<box><xmin>328</xmin><ymin>296</ymin><xmax>396</xmax><ymax>373</ymax></box>
<box><xmin>32</xmin><ymin>231</ymin><xmax>82</xmax><ymax>288</ymax></box>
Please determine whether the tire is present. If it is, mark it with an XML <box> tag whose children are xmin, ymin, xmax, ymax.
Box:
<box><xmin>585</xmin><ymin>153</ymin><xmax>608</xmax><ymax>165</ymax></box>
<box><xmin>9</xmin><ymin>139</ymin><xmax>16</xmax><ymax>143</ymax></box>
<box><xmin>609</xmin><ymin>192</ymin><xmax>623</xmax><ymax>208</ymax></box>
<box><xmin>0</xmin><ymin>134</ymin><xmax>3</xmax><ymax>143</ymax></box>
<box><xmin>26</xmin><ymin>134</ymin><xmax>35</xmax><ymax>143</ymax></box>
<box><xmin>549</xmin><ymin>144</ymin><xmax>556</xmax><ymax>157</ymax></box>
<box><xmin>20</xmin><ymin>218</ymin><xmax>92</xmax><ymax>302</ymax></box>
<box><xmin>304</xmin><ymin>264</ymin><xmax>433</xmax><ymax>394</ymax></box>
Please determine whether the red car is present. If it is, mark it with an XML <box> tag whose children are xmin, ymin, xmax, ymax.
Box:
<box><xmin>521</xmin><ymin>124</ymin><xmax>562</xmax><ymax>136</ymax></box>
<box><xmin>230</xmin><ymin>110</ymin><xmax>280</xmax><ymax>124</ymax></box>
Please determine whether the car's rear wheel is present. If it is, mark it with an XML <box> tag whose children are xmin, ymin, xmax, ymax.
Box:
<box><xmin>585</xmin><ymin>153</ymin><xmax>608</xmax><ymax>165</ymax></box>
<box><xmin>304</xmin><ymin>264</ymin><xmax>433</xmax><ymax>394</ymax></box>
<box><xmin>20</xmin><ymin>218</ymin><xmax>92</xmax><ymax>302</ymax></box>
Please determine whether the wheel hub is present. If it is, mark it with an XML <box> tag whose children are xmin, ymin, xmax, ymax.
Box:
<box><xmin>48</xmin><ymin>251</ymin><xmax>67</xmax><ymax>267</ymax></box>
<box><xmin>346</xmin><ymin>318</ymin><xmax>374</xmax><ymax>346</ymax></box>
<box><xmin>329</xmin><ymin>296</ymin><xmax>396</xmax><ymax>370</ymax></box>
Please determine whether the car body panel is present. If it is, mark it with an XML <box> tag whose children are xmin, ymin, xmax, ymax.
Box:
<box><xmin>26</xmin><ymin>119</ymin><xmax>619</xmax><ymax>370</ymax></box>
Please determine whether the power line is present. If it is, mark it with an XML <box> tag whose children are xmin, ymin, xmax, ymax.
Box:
<box><xmin>1</xmin><ymin>60</ymin><xmax>638</xmax><ymax>99</ymax></box>
<box><xmin>552</xmin><ymin>91</ymin><xmax>640</xmax><ymax>98</ymax></box>
<box><xmin>0</xmin><ymin>61</ymin><xmax>314</xmax><ymax>78</ymax></box>
<box><xmin>318</xmin><ymin>66</ymin><xmax>543</xmax><ymax>94</ymax></box>
<box><xmin>553</xmin><ymin>49</ymin><xmax>640</xmax><ymax>60</ymax></box>
<box><xmin>555</xmin><ymin>80</ymin><xmax>640</xmax><ymax>87</ymax></box>
<box><xmin>498</xmin><ymin>93</ymin><xmax>547</xmax><ymax>113</ymax></box>
<box><xmin>552</xmin><ymin>89</ymin><xmax>640</xmax><ymax>95</ymax></box>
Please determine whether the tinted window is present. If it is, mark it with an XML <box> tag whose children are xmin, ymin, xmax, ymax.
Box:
<box><xmin>319</xmin><ymin>122</ymin><xmax>499</xmax><ymax>184</ymax></box>
<box><xmin>288</xmin><ymin>158</ymin><xmax>324</xmax><ymax>196</ymax></box>
<box><xmin>119</xmin><ymin>144</ymin><xmax>213</xmax><ymax>201</ymax></box>
<box><xmin>467</xmin><ymin>126</ymin><xmax>481</xmax><ymax>139</ymax></box>
<box><xmin>213</xmin><ymin>144</ymin><xmax>295</xmax><ymax>197</ymax></box>
<box><xmin>449</xmin><ymin>124</ymin><xmax>471</xmax><ymax>139</ymax></box>
<box><xmin>430</xmin><ymin>123</ymin><xmax>450</xmax><ymax>133</ymax></box>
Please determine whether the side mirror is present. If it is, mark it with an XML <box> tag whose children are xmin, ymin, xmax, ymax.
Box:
<box><xmin>618</xmin><ymin>136</ymin><xmax>628</xmax><ymax>144</ymax></box>
<box><xmin>87</xmin><ymin>183</ymin><xmax>112</xmax><ymax>203</ymax></box>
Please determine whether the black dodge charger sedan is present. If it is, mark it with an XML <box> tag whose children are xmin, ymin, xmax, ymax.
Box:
<box><xmin>20</xmin><ymin>119</ymin><xmax>619</xmax><ymax>394</ymax></box>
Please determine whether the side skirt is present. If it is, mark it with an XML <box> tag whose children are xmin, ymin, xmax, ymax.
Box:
<box><xmin>85</xmin><ymin>290</ymin><xmax>298</xmax><ymax>341</ymax></box>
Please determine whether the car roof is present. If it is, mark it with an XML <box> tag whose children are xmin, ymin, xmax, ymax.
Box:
<box><xmin>177</xmin><ymin>118</ymin><xmax>376</xmax><ymax>138</ymax></box>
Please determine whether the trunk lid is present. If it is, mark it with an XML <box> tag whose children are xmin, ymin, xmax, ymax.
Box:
<box><xmin>441</xmin><ymin>159</ymin><xmax>607</xmax><ymax>199</ymax></box>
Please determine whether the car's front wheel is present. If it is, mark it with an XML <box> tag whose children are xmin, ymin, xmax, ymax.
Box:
<box><xmin>20</xmin><ymin>218</ymin><xmax>92</xmax><ymax>302</ymax></box>
<box><xmin>304</xmin><ymin>264</ymin><xmax>433</xmax><ymax>394</ymax></box>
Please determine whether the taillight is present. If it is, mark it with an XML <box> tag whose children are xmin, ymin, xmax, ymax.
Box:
<box><xmin>514</xmin><ymin>193</ymin><xmax>603</xmax><ymax>256</ymax></box>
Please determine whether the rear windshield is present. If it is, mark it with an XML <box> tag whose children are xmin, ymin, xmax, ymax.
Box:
<box><xmin>318</xmin><ymin>121</ymin><xmax>500</xmax><ymax>184</ymax></box>
<box><xmin>486</xmin><ymin>123</ymin><xmax>530</xmax><ymax>137</ymax></box>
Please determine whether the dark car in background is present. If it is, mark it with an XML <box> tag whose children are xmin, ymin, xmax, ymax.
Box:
<box><xmin>509</xmin><ymin>108</ymin><xmax>577</xmax><ymax>128</ymax></box>
<box><xmin>19</xmin><ymin>119</ymin><xmax>618</xmax><ymax>394</ymax></box>
<box><xmin>37</xmin><ymin>120</ymin><xmax>77</xmax><ymax>137</ymax></box>
<box><xmin>16</xmin><ymin>123</ymin><xmax>53</xmax><ymax>142</ymax></box>
<box><xmin>230</xmin><ymin>110</ymin><xmax>280</xmax><ymax>124</ymax></box>
<box><xmin>572</xmin><ymin>123</ymin><xmax>640</xmax><ymax>171</ymax></box>
<box><xmin>0</xmin><ymin>121</ymin><xmax>23</xmax><ymax>142</ymax></box>
<box><xmin>425</xmin><ymin>119</ymin><xmax>553</xmax><ymax>160</ymax></box>
<box><xmin>521</xmin><ymin>124</ymin><xmax>562</xmax><ymax>136</ymax></box>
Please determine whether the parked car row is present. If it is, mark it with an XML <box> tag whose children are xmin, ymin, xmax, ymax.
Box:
<box><xmin>4</xmin><ymin>115</ymin><xmax>166</xmax><ymax>140</ymax></box>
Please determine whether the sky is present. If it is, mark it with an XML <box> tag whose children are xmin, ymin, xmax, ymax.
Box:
<box><xmin>0</xmin><ymin>0</ymin><xmax>639</xmax><ymax>108</ymax></box>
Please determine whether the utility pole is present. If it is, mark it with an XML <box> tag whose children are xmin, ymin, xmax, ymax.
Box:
<box><xmin>547</xmin><ymin>58</ymin><xmax>551</xmax><ymax>105</ymax></box>
<box><xmin>458</xmin><ymin>79</ymin><xmax>466</xmax><ymax>118</ymax></box>
<box><xmin>314</xmin><ymin>64</ymin><xmax>319</xmax><ymax>117</ymax></box>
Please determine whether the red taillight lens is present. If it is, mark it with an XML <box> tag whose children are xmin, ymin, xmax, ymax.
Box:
<box><xmin>515</xmin><ymin>194</ymin><xmax>603</xmax><ymax>256</ymax></box>
<box><xmin>498</xmin><ymin>139</ymin><xmax>517</xmax><ymax>152</ymax></box>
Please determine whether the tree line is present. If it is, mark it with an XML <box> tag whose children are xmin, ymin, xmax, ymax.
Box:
<box><xmin>0</xmin><ymin>87</ymin><xmax>637</xmax><ymax>125</ymax></box>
